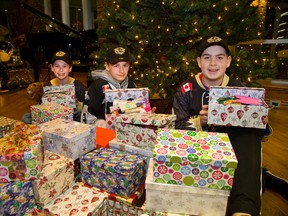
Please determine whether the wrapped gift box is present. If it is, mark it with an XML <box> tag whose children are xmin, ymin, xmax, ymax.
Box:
<box><xmin>39</xmin><ymin>119</ymin><xmax>96</xmax><ymax>160</ymax></box>
<box><xmin>31</xmin><ymin>104</ymin><xmax>73</xmax><ymax>124</ymax></box>
<box><xmin>115</xmin><ymin>113</ymin><xmax>176</xmax><ymax>152</ymax></box>
<box><xmin>105</xmin><ymin>198</ymin><xmax>192</xmax><ymax>216</ymax></box>
<box><xmin>207</xmin><ymin>86</ymin><xmax>269</xmax><ymax>129</ymax></box>
<box><xmin>42</xmin><ymin>84</ymin><xmax>76</xmax><ymax>109</ymax></box>
<box><xmin>154</xmin><ymin>128</ymin><xmax>238</xmax><ymax>190</ymax></box>
<box><xmin>0</xmin><ymin>181</ymin><xmax>35</xmax><ymax>216</ymax></box>
<box><xmin>0</xmin><ymin>122</ymin><xmax>44</xmax><ymax>182</ymax></box>
<box><xmin>146</xmin><ymin>158</ymin><xmax>229</xmax><ymax>215</ymax></box>
<box><xmin>104</xmin><ymin>88</ymin><xmax>151</xmax><ymax>129</ymax></box>
<box><xmin>43</xmin><ymin>183</ymin><xmax>108</xmax><ymax>216</ymax></box>
<box><xmin>32</xmin><ymin>151</ymin><xmax>74</xmax><ymax>206</ymax></box>
<box><xmin>0</xmin><ymin>116</ymin><xmax>18</xmax><ymax>138</ymax></box>
<box><xmin>109</xmin><ymin>138</ymin><xmax>153</xmax><ymax>171</ymax></box>
<box><xmin>80</xmin><ymin>148</ymin><xmax>146</xmax><ymax>198</ymax></box>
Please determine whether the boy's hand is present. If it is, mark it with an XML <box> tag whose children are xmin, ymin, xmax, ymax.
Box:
<box><xmin>199</xmin><ymin>105</ymin><xmax>208</xmax><ymax>126</ymax></box>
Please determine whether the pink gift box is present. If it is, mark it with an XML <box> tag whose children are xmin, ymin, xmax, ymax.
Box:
<box><xmin>115</xmin><ymin>113</ymin><xmax>176</xmax><ymax>152</ymax></box>
<box><xmin>32</xmin><ymin>151</ymin><xmax>74</xmax><ymax>206</ymax></box>
<box><xmin>31</xmin><ymin>104</ymin><xmax>73</xmax><ymax>124</ymax></box>
<box><xmin>207</xmin><ymin>86</ymin><xmax>269</xmax><ymax>129</ymax></box>
<box><xmin>153</xmin><ymin>128</ymin><xmax>238</xmax><ymax>190</ymax></box>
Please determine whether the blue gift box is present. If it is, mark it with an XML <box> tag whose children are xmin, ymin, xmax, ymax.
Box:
<box><xmin>80</xmin><ymin>148</ymin><xmax>146</xmax><ymax>198</ymax></box>
<box><xmin>0</xmin><ymin>181</ymin><xmax>34</xmax><ymax>216</ymax></box>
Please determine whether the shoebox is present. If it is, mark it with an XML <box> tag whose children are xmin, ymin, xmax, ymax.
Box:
<box><xmin>32</xmin><ymin>151</ymin><xmax>74</xmax><ymax>206</ymax></box>
<box><xmin>146</xmin><ymin>158</ymin><xmax>230</xmax><ymax>215</ymax></box>
<box><xmin>0</xmin><ymin>181</ymin><xmax>35</xmax><ymax>215</ymax></box>
<box><xmin>31</xmin><ymin>104</ymin><xmax>73</xmax><ymax>124</ymax></box>
<box><xmin>106</xmin><ymin>181</ymin><xmax>145</xmax><ymax>206</ymax></box>
<box><xmin>207</xmin><ymin>86</ymin><xmax>269</xmax><ymax>129</ymax></box>
<box><xmin>42</xmin><ymin>182</ymin><xmax>108</xmax><ymax>216</ymax></box>
<box><xmin>80</xmin><ymin>148</ymin><xmax>147</xmax><ymax>198</ymax></box>
<box><xmin>42</xmin><ymin>84</ymin><xmax>76</xmax><ymax>109</ymax></box>
<box><xmin>104</xmin><ymin>197</ymin><xmax>192</xmax><ymax>216</ymax></box>
<box><xmin>154</xmin><ymin>128</ymin><xmax>238</xmax><ymax>190</ymax></box>
<box><xmin>109</xmin><ymin>138</ymin><xmax>153</xmax><ymax>171</ymax></box>
<box><xmin>0</xmin><ymin>122</ymin><xmax>44</xmax><ymax>182</ymax></box>
<box><xmin>39</xmin><ymin>119</ymin><xmax>96</xmax><ymax>160</ymax></box>
<box><xmin>0</xmin><ymin>116</ymin><xmax>18</xmax><ymax>138</ymax></box>
<box><xmin>115</xmin><ymin>113</ymin><xmax>176</xmax><ymax>152</ymax></box>
<box><xmin>104</xmin><ymin>88</ymin><xmax>151</xmax><ymax>129</ymax></box>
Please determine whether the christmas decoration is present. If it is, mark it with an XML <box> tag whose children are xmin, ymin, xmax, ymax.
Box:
<box><xmin>95</xmin><ymin>0</ymin><xmax>274</xmax><ymax>102</ymax></box>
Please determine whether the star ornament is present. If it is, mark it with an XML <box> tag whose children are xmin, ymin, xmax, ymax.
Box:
<box><xmin>181</xmin><ymin>82</ymin><xmax>193</xmax><ymax>93</ymax></box>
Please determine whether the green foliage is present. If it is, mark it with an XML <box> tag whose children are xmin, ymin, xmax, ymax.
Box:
<box><xmin>96</xmin><ymin>0</ymin><xmax>274</xmax><ymax>102</ymax></box>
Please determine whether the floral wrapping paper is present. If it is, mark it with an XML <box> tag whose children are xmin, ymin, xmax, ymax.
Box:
<box><xmin>104</xmin><ymin>88</ymin><xmax>150</xmax><ymax>129</ymax></box>
<box><xmin>0</xmin><ymin>181</ymin><xmax>35</xmax><ymax>216</ymax></box>
<box><xmin>42</xmin><ymin>84</ymin><xmax>76</xmax><ymax>109</ymax></box>
<box><xmin>115</xmin><ymin>113</ymin><xmax>176</xmax><ymax>152</ymax></box>
<box><xmin>43</xmin><ymin>183</ymin><xmax>108</xmax><ymax>216</ymax></box>
<box><xmin>146</xmin><ymin>159</ymin><xmax>229</xmax><ymax>216</ymax></box>
<box><xmin>0</xmin><ymin>122</ymin><xmax>44</xmax><ymax>182</ymax></box>
<box><xmin>153</xmin><ymin>128</ymin><xmax>238</xmax><ymax>190</ymax></box>
<box><xmin>32</xmin><ymin>151</ymin><xmax>74</xmax><ymax>206</ymax></box>
<box><xmin>39</xmin><ymin>119</ymin><xmax>96</xmax><ymax>160</ymax></box>
<box><xmin>0</xmin><ymin>116</ymin><xmax>18</xmax><ymax>138</ymax></box>
<box><xmin>31</xmin><ymin>104</ymin><xmax>73</xmax><ymax>124</ymax></box>
<box><xmin>80</xmin><ymin>148</ymin><xmax>146</xmax><ymax>198</ymax></box>
<box><xmin>207</xmin><ymin>86</ymin><xmax>269</xmax><ymax>129</ymax></box>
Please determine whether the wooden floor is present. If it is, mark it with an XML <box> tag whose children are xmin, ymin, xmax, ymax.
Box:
<box><xmin>0</xmin><ymin>72</ymin><xmax>287</xmax><ymax>215</ymax></box>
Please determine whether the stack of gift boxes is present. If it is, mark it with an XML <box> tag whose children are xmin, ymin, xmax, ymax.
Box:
<box><xmin>1</xmin><ymin>86</ymin><xmax>269</xmax><ymax>215</ymax></box>
<box><xmin>30</xmin><ymin>84</ymin><xmax>76</xmax><ymax>124</ymax></box>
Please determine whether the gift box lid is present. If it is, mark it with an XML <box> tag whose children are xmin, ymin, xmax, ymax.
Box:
<box><xmin>115</xmin><ymin>113</ymin><xmax>176</xmax><ymax>127</ymax></box>
<box><xmin>31</xmin><ymin>104</ymin><xmax>73</xmax><ymax>112</ymax></box>
<box><xmin>154</xmin><ymin>128</ymin><xmax>238</xmax><ymax>169</ymax></box>
<box><xmin>104</xmin><ymin>88</ymin><xmax>149</xmax><ymax>103</ymax></box>
<box><xmin>81</xmin><ymin>148</ymin><xmax>146</xmax><ymax>176</ymax></box>
<box><xmin>39</xmin><ymin>119</ymin><xmax>95</xmax><ymax>141</ymax></box>
<box><xmin>109</xmin><ymin>139</ymin><xmax>153</xmax><ymax>158</ymax></box>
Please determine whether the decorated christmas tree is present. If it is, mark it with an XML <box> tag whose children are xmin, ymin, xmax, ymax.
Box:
<box><xmin>95</xmin><ymin>0</ymin><xmax>274</xmax><ymax>102</ymax></box>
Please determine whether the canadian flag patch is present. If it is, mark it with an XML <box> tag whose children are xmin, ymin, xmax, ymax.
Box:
<box><xmin>102</xmin><ymin>84</ymin><xmax>110</xmax><ymax>92</ymax></box>
<box><xmin>181</xmin><ymin>82</ymin><xmax>193</xmax><ymax>93</ymax></box>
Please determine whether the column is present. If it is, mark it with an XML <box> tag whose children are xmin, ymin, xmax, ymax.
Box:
<box><xmin>61</xmin><ymin>0</ymin><xmax>70</xmax><ymax>26</ymax></box>
<box><xmin>82</xmin><ymin>0</ymin><xmax>93</xmax><ymax>30</ymax></box>
<box><xmin>44</xmin><ymin>0</ymin><xmax>52</xmax><ymax>31</ymax></box>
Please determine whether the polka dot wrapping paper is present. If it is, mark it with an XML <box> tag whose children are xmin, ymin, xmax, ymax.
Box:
<box><xmin>153</xmin><ymin>128</ymin><xmax>238</xmax><ymax>190</ymax></box>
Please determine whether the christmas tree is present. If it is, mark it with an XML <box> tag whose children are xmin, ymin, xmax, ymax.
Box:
<box><xmin>95</xmin><ymin>0</ymin><xmax>274</xmax><ymax>102</ymax></box>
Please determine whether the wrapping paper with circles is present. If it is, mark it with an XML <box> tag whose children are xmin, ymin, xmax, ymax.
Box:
<box><xmin>153</xmin><ymin>128</ymin><xmax>238</xmax><ymax>190</ymax></box>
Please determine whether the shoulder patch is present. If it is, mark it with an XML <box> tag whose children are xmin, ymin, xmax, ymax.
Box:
<box><xmin>102</xmin><ymin>84</ymin><xmax>110</xmax><ymax>92</ymax></box>
<box><xmin>181</xmin><ymin>82</ymin><xmax>193</xmax><ymax>93</ymax></box>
